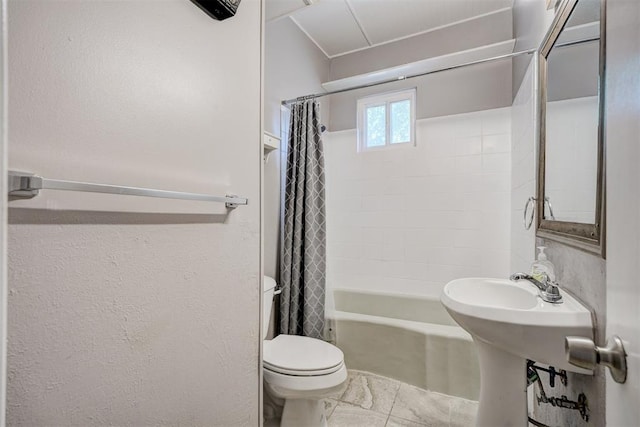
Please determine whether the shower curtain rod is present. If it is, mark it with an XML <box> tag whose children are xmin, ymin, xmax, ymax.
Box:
<box><xmin>281</xmin><ymin>37</ymin><xmax>599</xmax><ymax>105</ymax></box>
<box><xmin>281</xmin><ymin>48</ymin><xmax>536</xmax><ymax>105</ymax></box>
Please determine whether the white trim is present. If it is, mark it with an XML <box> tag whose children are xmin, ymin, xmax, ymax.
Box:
<box><xmin>289</xmin><ymin>16</ymin><xmax>331</xmax><ymax>59</ymax></box>
<box><xmin>356</xmin><ymin>88</ymin><xmax>416</xmax><ymax>152</ymax></box>
<box><xmin>266</xmin><ymin>10</ymin><xmax>299</xmax><ymax>24</ymax></box>
<box><xmin>0</xmin><ymin>0</ymin><xmax>7</xmax><ymax>424</ymax></box>
<box><xmin>265</xmin><ymin>0</ymin><xmax>312</xmax><ymax>23</ymax></box>
<box><xmin>259</xmin><ymin>0</ymin><xmax>265</xmax><ymax>423</ymax></box>
<box><xmin>344</xmin><ymin>0</ymin><xmax>372</xmax><ymax>47</ymax></box>
<box><xmin>263</xmin><ymin>130</ymin><xmax>281</xmax><ymax>142</ymax></box>
<box><xmin>263</xmin><ymin>132</ymin><xmax>280</xmax><ymax>162</ymax></box>
<box><xmin>328</xmin><ymin>6</ymin><xmax>513</xmax><ymax>59</ymax></box>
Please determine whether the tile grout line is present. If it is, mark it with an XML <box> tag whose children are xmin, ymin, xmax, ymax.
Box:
<box><xmin>388</xmin><ymin>386</ymin><xmax>449</xmax><ymax>427</ymax></box>
<box><xmin>326</xmin><ymin>399</ymin><xmax>338</xmax><ymax>420</ymax></box>
<box><xmin>384</xmin><ymin>383</ymin><xmax>401</xmax><ymax>426</ymax></box>
<box><xmin>335</xmin><ymin>370</ymin><xmax>471</xmax><ymax>426</ymax></box>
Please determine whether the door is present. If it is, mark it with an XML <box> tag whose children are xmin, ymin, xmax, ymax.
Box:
<box><xmin>0</xmin><ymin>0</ymin><xmax>7</xmax><ymax>424</ymax></box>
<box><xmin>605</xmin><ymin>0</ymin><xmax>640</xmax><ymax>424</ymax></box>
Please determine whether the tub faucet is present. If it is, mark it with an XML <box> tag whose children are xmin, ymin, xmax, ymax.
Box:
<box><xmin>509</xmin><ymin>272</ymin><xmax>563</xmax><ymax>304</ymax></box>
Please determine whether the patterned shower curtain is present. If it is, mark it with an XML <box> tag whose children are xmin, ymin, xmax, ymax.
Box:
<box><xmin>279</xmin><ymin>100</ymin><xmax>326</xmax><ymax>339</ymax></box>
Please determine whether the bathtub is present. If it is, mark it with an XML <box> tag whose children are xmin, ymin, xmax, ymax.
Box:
<box><xmin>327</xmin><ymin>288</ymin><xmax>480</xmax><ymax>401</ymax></box>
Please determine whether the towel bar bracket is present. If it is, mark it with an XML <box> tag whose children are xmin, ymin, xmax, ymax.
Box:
<box><xmin>8</xmin><ymin>171</ymin><xmax>40</xmax><ymax>198</ymax></box>
<box><xmin>224</xmin><ymin>195</ymin><xmax>242</xmax><ymax>209</ymax></box>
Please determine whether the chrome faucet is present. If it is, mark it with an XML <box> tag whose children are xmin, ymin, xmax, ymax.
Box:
<box><xmin>509</xmin><ymin>272</ymin><xmax>563</xmax><ymax>304</ymax></box>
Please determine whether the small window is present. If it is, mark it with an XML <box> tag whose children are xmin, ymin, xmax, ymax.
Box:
<box><xmin>357</xmin><ymin>88</ymin><xmax>416</xmax><ymax>151</ymax></box>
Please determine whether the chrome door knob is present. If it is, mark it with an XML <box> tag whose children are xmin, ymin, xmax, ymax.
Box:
<box><xmin>565</xmin><ymin>335</ymin><xmax>627</xmax><ymax>383</ymax></box>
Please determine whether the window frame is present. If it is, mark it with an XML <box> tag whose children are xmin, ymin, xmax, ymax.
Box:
<box><xmin>357</xmin><ymin>88</ymin><xmax>416</xmax><ymax>152</ymax></box>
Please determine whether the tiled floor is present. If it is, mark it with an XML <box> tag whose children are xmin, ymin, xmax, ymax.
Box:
<box><xmin>324</xmin><ymin>370</ymin><xmax>478</xmax><ymax>427</ymax></box>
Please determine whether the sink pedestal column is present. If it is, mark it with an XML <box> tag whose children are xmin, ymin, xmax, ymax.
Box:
<box><xmin>474</xmin><ymin>339</ymin><xmax>527</xmax><ymax>427</ymax></box>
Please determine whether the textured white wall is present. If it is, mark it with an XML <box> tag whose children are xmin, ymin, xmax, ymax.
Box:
<box><xmin>264</xmin><ymin>18</ymin><xmax>330</xmax><ymax>137</ymax></box>
<box><xmin>7</xmin><ymin>0</ymin><xmax>261</xmax><ymax>425</ymax></box>
<box><xmin>324</xmin><ymin>108</ymin><xmax>512</xmax><ymax>298</ymax></box>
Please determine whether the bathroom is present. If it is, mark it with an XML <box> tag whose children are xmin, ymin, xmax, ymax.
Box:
<box><xmin>0</xmin><ymin>0</ymin><xmax>638</xmax><ymax>426</ymax></box>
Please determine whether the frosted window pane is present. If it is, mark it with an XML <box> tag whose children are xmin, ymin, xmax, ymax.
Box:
<box><xmin>390</xmin><ymin>100</ymin><xmax>410</xmax><ymax>144</ymax></box>
<box><xmin>366</xmin><ymin>105</ymin><xmax>386</xmax><ymax>147</ymax></box>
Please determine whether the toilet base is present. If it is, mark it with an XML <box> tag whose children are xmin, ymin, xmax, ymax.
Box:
<box><xmin>281</xmin><ymin>399</ymin><xmax>326</xmax><ymax>427</ymax></box>
<box><xmin>263</xmin><ymin>363</ymin><xmax>347</xmax><ymax>426</ymax></box>
<box><xmin>263</xmin><ymin>384</ymin><xmax>283</xmax><ymax>423</ymax></box>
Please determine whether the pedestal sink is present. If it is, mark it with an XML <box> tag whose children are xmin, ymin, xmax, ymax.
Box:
<box><xmin>440</xmin><ymin>278</ymin><xmax>593</xmax><ymax>427</ymax></box>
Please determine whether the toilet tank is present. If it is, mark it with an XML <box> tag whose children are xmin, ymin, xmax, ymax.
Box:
<box><xmin>263</xmin><ymin>276</ymin><xmax>277</xmax><ymax>339</ymax></box>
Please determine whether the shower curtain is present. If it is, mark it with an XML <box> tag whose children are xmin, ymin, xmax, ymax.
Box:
<box><xmin>279</xmin><ymin>100</ymin><xmax>326</xmax><ymax>339</ymax></box>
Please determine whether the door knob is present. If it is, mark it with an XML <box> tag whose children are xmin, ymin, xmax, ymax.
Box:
<box><xmin>565</xmin><ymin>336</ymin><xmax>627</xmax><ymax>383</ymax></box>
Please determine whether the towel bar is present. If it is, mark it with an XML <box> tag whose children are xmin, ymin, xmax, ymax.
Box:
<box><xmin>8</xmin><ymin>171</ymin><xmax>248</xmax><ymax>209</ymax></box>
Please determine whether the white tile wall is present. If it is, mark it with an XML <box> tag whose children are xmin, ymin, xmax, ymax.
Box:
<box><xmin>510</xmin><ymin>58</ymin><xmax>538</xmax><ymax>273</ymax></box>
<box><xmin>324</xmin><ymin>108</ymin><xmax>512</xmax><ymax>298</ymax></box>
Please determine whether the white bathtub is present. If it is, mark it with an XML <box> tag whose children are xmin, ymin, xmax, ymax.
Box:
<box><xmin>328</xmin><ymin>288</ymin><xmax>480</xmax><ymax>400</ymax></box>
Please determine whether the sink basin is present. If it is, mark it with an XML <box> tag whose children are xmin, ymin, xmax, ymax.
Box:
<box><xmin>441</xmin><ymin>278</ymin><xmax>594</xmax><ymax>427</ymax></box>
<box><xmin>444</xmin><ymin>277</ymin><xmax>538</xmax><ymax>311</ymax></box>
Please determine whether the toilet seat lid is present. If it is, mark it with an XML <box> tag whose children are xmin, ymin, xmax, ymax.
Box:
<box><xmin>264</xmin><ymin>335</ymin><xmax>344</xmax><ymax>375</ymax></box>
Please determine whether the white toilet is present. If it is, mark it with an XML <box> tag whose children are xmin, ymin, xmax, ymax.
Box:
<box><xmin>262</xmin><ymin>276</ymin><xmax>347</xmax><ymax>427</ymax></box>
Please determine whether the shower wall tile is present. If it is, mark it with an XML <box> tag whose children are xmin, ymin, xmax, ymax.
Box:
<box><xmin>481</xmin><ymin>174</ymin><xmax>510</xmax><ymax>193</ymax></box>
<box><xmin>454</xmin><ymin>155</ymin><xmax>483</xmax><ymax>175</ymax></box>
<box><xmin>324</xmin><ymin>107</ymin><xmax>512</xmax><ymax>297</ymax></box>
<box><xmin>510</xmin><ymin>59</ymin><xmax>537</xmax><ymax>274</ymax></box>
<box><xmin>481</xmin><ymin>108</ymin><xmax>512</xmax><ymax>135</ymax></box>
<box><xmin>455</xmin><ymin>136</ymin><xmax>482</xmax><ymax>156</ymax></box>
<box><xmin>482</xmin><ymin>153</ymin><xmax>511</xmax><ymax>174</ymax></box>
<box><xmin>482</xmin><ymin>133</ymin><xmax>511</xmax><ymax>154</ymax></box>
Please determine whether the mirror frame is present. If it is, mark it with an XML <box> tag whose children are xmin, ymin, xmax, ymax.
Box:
<box><xmin>537</xmin><ymin>0</ymin><xmax>606</xmax><ymax>257</ymax></box>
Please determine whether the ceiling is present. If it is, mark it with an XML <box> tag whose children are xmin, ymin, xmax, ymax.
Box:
<box><xmin>267</xmin><ymin>0</ymin><xmax>514</xmax><ymax>58</ymax></box>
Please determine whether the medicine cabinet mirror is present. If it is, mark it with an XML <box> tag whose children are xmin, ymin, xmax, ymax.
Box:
<box><xmin>537</xmin><ymin>0</ymin><xmax>605</xmax><ymax>256</ymax></box>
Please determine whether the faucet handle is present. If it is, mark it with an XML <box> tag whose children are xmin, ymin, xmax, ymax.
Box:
<box><xmin>510</xmin><ymin>272</ymin><xmax>535</xmax><ymax>281</ymax></box>
<box><xmin>537</xmin><ymin>271</ymin><xmax>551</xmax><ymax>284</ymax></box>
<box><xmin>542</xmin><ymin>281</ymin><xmax>562</xmax><ymax>303</ymax></box>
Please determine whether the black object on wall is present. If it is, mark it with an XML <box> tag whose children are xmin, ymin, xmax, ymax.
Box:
<box><xmin>190</xmin><ymin>0</ymin><xmax>241</xmax><ymax>21</ymax></box>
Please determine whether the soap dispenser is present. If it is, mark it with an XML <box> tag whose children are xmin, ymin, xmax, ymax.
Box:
<box><xmin>531</xmin><ymin>246</ymin><xmax>556</xmax><ymax>282</ymax></box>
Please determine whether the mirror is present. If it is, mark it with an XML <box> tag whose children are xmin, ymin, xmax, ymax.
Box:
<box><xmin>537</xmin><ymin>0</ymin><xmax>605</xmax><ymax>255</ymax></box>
